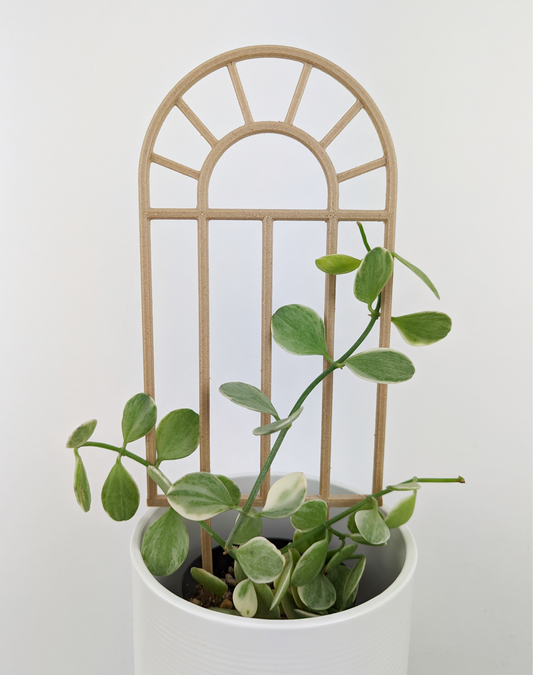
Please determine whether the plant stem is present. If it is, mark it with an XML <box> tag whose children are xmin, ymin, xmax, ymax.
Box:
<box><xmin>198</xmin><ymin>521</ymin><xmax>235</xmax><ymax>556</ymax></box>
<box><xmin>357</xmin><ymin>222</ymin><xmax>371</xmax><ymax>252</ymax></box>
<box><xmin>81</xmin><ymin>441</ymin><xmax>152</xmax><ymax>467</ymax></box>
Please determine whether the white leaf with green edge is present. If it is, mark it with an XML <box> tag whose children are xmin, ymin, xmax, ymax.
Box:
<box><xmin>271</xmin><ymin>304</ymin><xmax>331</xmax><ymax>360</ymax></box>
<box><xmin>353</xmin><ymin>247</ymin><xmax>394</xmax><ymax>304</ymax></box>
<box><xmin>254</xmin><ymin>583</ymin><xmax>281</xmax><ymax>619</ymax></box>
<box><xmin>66</xmin><ymin>419</ymin><xmax>97</xmax><ymax>448</ymax></box>
<box><xmin>73</xmin><ymin>449</ymin><xmax>91</xmax><ymax>512</ymax></box>
<box><xmin>298</xmin><ymin>574</ymin><xmax>336</xmax><ymax>611</ymax></box>
<box><xmin>121</xmin><ymin>393</ymin><xmax>157</xmax><ymax>444</ymax></box>
<box><xmin>215</xmin><ymin>475</ymin><xmax>241</xmax><ymax>505</ymax></box>
<box><xmin>355</xmin><ymin>506</ymin><xmax>390</xmax><ymax>545</ymax></box>
<box><xmin>270</xmin><ymin>552</ymin><xmax>294</xmax><ymax>610</ymax></box>
<box><xmin>392</xmin><ymin>252</ymin><xmax>440</xmax><ymax>299</ymax></box>
<box><xmin>167</xmin><ymin>472</ymin><xmax>234</xmax><ymax>521</ymax></box>
<box><xmin>345</xmin><ymin>348</ymin><xmax>415</xmax><ymax>384</ymax></box>
<box><xmin>235</xmin><ymin>537</ymin><xmax>284</xmax><ymax>584</ymax></box>
<box><xmin>315</xmin><ymin>254</ymin><xmax>361</xmax><ymax>275</ymax></box>
<box><xmin>388</xmin><ymin>480</ymin><xmax>421</xmax><ymax>491</ymax></box>
<box><xmin>342</xmin><ymin>556</ymin><xmax>366</xmax><ymax>607</ymax></box>
<box><xmin>219</xmin><ymin>382</ymin><xmax>279</xmax><ymax>418</ymax></box>
<box><xmin>147</xmin><ymin>466</ymin><xmax>171</xmax><ymax>494</ymax></box>
<box><xmin>261</xmin><ymin>472</ymin><xmax>307</xmax><ymax>519</ymax></box>
<box><xmin>391</xmin><ymin>312</ymin><xmax>452</xmax><ymax>346</ymax></box>
<box><xmin>155</xmin><ymin>408</ymin><xmax>199</xmax><ymax>463</ymax></box>
<box><xmin>233</xmin><ymin>579</ymin><xmax>257</xmax><ymax>618</ymax></box>
<box><xmin>190</xmin><ymin>567</ymin><xmax>228</xmax><ymax>596</ymax></box>
<box><xmin>141</xmin><ymin>508</ymin><xmax>189</xmax><ymax>576</ymax></box>
<box><xmin>325</xmin><ymin>543</ymin><xmax>358</xmax><ymax>572</ymax></box>
<box><xmin>290</xmin><ymin>499</ymin><xmax>328</xmax><ymax>531</ymax></box>
<box><xmin>101</xmin><ymin>459</ymin><xmax>140</xmax><ymax>521</ymax></box>
<box><xmin>291</xmin><ymin>539</ymin><xmax>329</xmax><ymax>587</ymax></box>
<box><xmin>253</xmin><ymin>407</ymin><xmax>303</xmax><ymax>436</ymax></box>
<box><xmin>232</xmin><ymin>509</ymin><xmax>263</xmax><ymax>545</ymax></box>
<box><xmin>385</xmin><ymin>491</ymin><xmax>417</xmax><ymax>529</ymax></box>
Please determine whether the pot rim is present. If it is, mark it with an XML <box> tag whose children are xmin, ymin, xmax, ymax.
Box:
<box><xmin>131</xmin><ymin>478</ymin><xmax>417</xmax><ymax>629</ymax></box>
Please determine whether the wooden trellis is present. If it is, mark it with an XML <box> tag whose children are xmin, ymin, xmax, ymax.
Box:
<box><xmin>138</xmin><ymin>46</ymin><xmax>397</xmax><ymax>569</ymax></box>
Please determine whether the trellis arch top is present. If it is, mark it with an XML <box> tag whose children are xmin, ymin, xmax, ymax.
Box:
<box><xmin>139</xmin><ymin>46</ymin><xmax>398</xmax><ymax>525</ymax></box>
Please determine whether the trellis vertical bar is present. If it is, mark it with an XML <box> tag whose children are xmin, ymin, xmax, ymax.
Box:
<box><xmin>319</xmin><ymin>216</ymin><xmax>338</xmax><ymax>502</ymax></box>
<box><xmin>259</xmin><ymin>217</ymin><xmax>274</xmax><ymax>504</ymax></box>
<box><xmin>198</xmin><ymin>215</ymin><xmax>213</xmax><ymax>572</ymax></box>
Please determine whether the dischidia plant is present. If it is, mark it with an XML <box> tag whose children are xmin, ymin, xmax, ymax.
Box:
<box><xmin>68</xmin><ymin>223</ymin><xmax>463</xmax><ymax>619</ymax></box>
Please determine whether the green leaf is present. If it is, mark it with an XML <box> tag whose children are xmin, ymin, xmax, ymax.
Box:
<box><xmin>391</xmin><ymin>312</ymin><xmax>452</xmax><ymax>346</ymax></box>
<box><xmin>292</xmin><ymin>527</ymin><xmax>329</xmax><ymax>554</ymax></box>
<box><xmin>121</xmin><ymin>393</ymin><xmax>157</xmax><ymax>444</ymax></box>
<box><xmin>232</xmin><ymin>509</ymin><xmax>263</xmax><ymax>545</ymax></box>
<box><xmin>270</xmin><ymin>552</ymin><xmax>294</xmax><ymax>610</ymax></box>
<box><xmin>291</xmin><ymin>539</ymin><xmax>329</xmax><ymax>587</ymax></box>
<box><xmin>101</xmin><ymin>458</ymin><xmax>140</xmax><ymax>521</ymax></box>
<box><xmin>147</xmin><ymin>466</ymin><xmax>171</xmax><ymax>493</ymax></box>
<box><xmin>345</xmin><ymin>348</ymin><xmax>415</xmax><ymax>384</ymax></box>
<box><xmin>219</xmin><ymin>382</ymin><xmax>279</xmax><ymax>419</ymax></box>
<box><xmin>66</xmin><ymin>419</ymin><xmax>97</xmax><ymax>448</ymax></box>
<box><xmin>342</xmin><ymin>556</ymin><xmax>366</xmax><ymax>607</ymax></box>
<box><xmin>253</xmin><ymin>407</ymin><xmax>303</xmax><ymax>436</ymax></box>
<box><xmin>233</xmin><ymin>579</ymin><xmax>257</xmax><ymax>617</ymax></box>
<box><xmin>141</xmin><ymin>508</ymin><xmax>189</xmax><ymax>576</ymax></box>
<box><xmin>234</xmin><ymin>560</ymin><xmax>248</xmax><ymax>583</ymax></box>
<box><xmin>388</xmin><ymin>480</ymin><xmax>421</xmax><ymax>491</ymax></box>
<box><xmin>290</xmin><ymin>499</ymin><xmax>328</xmax><ymax>531</ymax></box>
<box><xmin>156</xmin><ymin>409</ymin><xmax>199</xmax><ymax>463</ymax></box>
<box><xmin>326</xmin><ymin>565</ymin><xmax>352</xmax><ymax>611</ymax></box>
<box><xmin>298</xmin><ymin>574</ymin><xmax>336</xmax><ymax>611</ymax></box>
<box><xmin>235</xmin><ymin>537</ymin><xmax>284</xmax><ymax>584</ymax></box>
<box><xmin>294</xmin><ymin>609</ymin><xmax>321</xmax><ymax>619</ymax></box>
<box><xmin>392</xmin><ymin>252</ymin><xmax>440</xmax><ymax>299</ymax></box>
<box><xmin>261</xmin><ymin>473</ymin><xmax>307</xmax><ymax>519</ymax></box>
<box><xmin>271</xmin><ymin>304</ymin><xmax>331</xmax><ymax>360</ymax></box>
<box><xmin>315</xmin><ymin>254</ymin><xmax>361</xmax><ymax>275</ymax></box>
<box><xmin>355</xmin><ymin>506</ymin><xmax>390</xmax><ymax>545</ymax></box>
<box><xmin>353</xmin><ymin>247</ymin><xmax>394</xmax><ymax>304</ymax></box>
<box><xmin>167</xmin><ymin>472</ymin><xmax>234</xmax><ymax>521</ymax></box>
<box><xmin>280</xmin><ymin>590</ymin><xmax>298</xmax><ymax>619</ymax></box>
<box><xmin>385</xmin><ymin>491</ymin><xmax>417</xmax><ymax>529</ymax></box>
<box><xmin>254</xmin><ymin>583</ymin><xmax>281</xmax><ymax>619</ymax></box>
<box><xmin>191</xmin><ymin>567</ymin><xmax>228</xmax><ymax>596</ymax></box>
<box><xmin>215</xmin><ymin>475</ymin><xmax>241</xmax><ymax>505</ymax></box>
<box><xmin>325</xmin><ymin>543</ymin><xmax>358</xmax><ymax>572</ymax></box>
<box><xmin>73</xmin><ymin>449</ymin><xmax>91</xmax><ymax>512</ymax></box>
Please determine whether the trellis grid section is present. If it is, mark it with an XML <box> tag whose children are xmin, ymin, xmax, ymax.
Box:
<box><xmin>138</xmin><ymin>46</ymin><xmax>398</xmax><ymax>570</ymax></box>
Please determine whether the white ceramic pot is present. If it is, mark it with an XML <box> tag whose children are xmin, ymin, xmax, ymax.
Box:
<box><xmin>131</xmin><ymin>476</ymin><xmax>417</xmax><ymax>675</ymax></box>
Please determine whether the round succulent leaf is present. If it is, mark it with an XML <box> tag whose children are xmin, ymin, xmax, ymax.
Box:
<box><xmin>101</xmin><ymin>459</ymin><xmax>140</xmax><ymax>521</ymax></box>
<box><xmin>290</xmin><ymin>499</ymin><xmax>328</xmax><ymax>531</ymax></box>
<box><xmin>66</xmin><ymin>419</ymin><xmax>97</xmax><ymax>448</ymax></box>
<box><xmin>232</xmin><ymin>509</ymin><xmax>263</xmax><ymax>545</ymax></box>
<box><xmin>315</xmin><ymin>254</ymin><xmax>361</xmax><ymax>275</ymax></box>
<box><xmin>235</xmin><ymin>537</ymin><xmax>284</xmax><ymax>584</ymax></box>
<box><xmin>141</xmin><ymin>508</ymin><xmax>189</xmax><ymax>576</ymax></box>
<box><xmin>271</xmin><ymin>304</ymin><xmax>330</xmax><ymax>359</ymax></box>
<box><xmin>121</xmin><ymin>393</ymin><xmax>157</xmax><ymax>444</ymax></box>
<box><xmin>261</xmin><ymin>472</ymin><xmax>307</xmax><ymax>519</ymax></box>
<box><xmin>325</xmin><ymin>543</ymin><xmax>358</xmax><ymax>572</ymax></box>
<box><xmin>254</xmin><ymin>583</ymin><xmax>281</xmax><ymax>619</ymax></box>
<box><xmin>253</xmin><ymin>407</ymin><xmax>303</xmax><ymax>436</ymax></box>
<box><xmin>281</xmin><ymin>591</ymin><xmax>298</xmax><ymax>619</ymax></box>
<box><xmin>190</xmin><ymin>567</ymin><xmax>228</xmax><ymax>597</ymax></box>
<box><xmin>216</xmin><ymin>475</ymin><xmax>241</xmax><ymax>506</ymax></box>
<box><xmin>392</xmin><ymin>252</ymin><xmax>440</xmax><ymax>299</ymax></box>
<box><xmin>348</xmin><ymin>533</ymin><xmax>387</xmax><ymax>547</ymax></box>
<box><xmin>345</xmin><ymin>348</ymin><xmax>415</xmax><ymax>384</ymax></box>
<box><xmin>166</xmin><ymin>472</ymin><xmax>234</xmax><ymax>521</ymax></box>
<box><xmin>294</xmin><ymin>609</ymin><xmax>321</xmax><ymax>619</ymax></box>
<box><xmin>156</xmin><ymin>408</ymin><xmax>199</xmax><ymax>463</ymax></box>
<box><xmin>219</xmin><ymin>382</ymin><xmax>279</xmax><ymax>418</ymax></box>
<box><xmin>326</xmin><ymin>564</ymin><xmax>351</xmax><ymax>611</ymax></box>
<box><xmin>291</xmin><ymin>539</ymin><xmax>329</xmax><ymax>587</ymax></box>
<box><xmin>388</xmin><ymin>480</ymin><xmax>421</xmax><ymax>491</ymax></box>
<box><xmin>73</xmin><ymin>449</ymin><xmax>91</xmax><ymax>512</ymax></box>
<box><xmin>355</xmin><ymin>507</ymin><xmax>390</xmax><ymax>545</ymax></box>
<box><xmin>270</xmin><ymin>552</ymin><xmax>294</xmax><ymax>610</ymax></box>
<box><xmin>298</xmin><ymin>573</ymin><xmax>336</xmax><ymax>611</ymax></box>
<box><xmin>391</xmin><ymin>311</ymin><xmax>452</xmax><ymax>346</ymax></box>
<box><xmin>353</xmin><ymin>246</ymin><xmax>394</xmax><ymax>304</ymax></box>
<box><xmin>342</xmin><ymin>556</ymin><xmax>366</xmax><ymax>607</ymax></box>
<box><xmin>233</xmin><ymin>579</ymin><xmax>257</xmax><ymax>618</ymax></box>
<box><xmin>292</xmin><ymin>526</ymin><xmax>328</xmax><ymax>554</ymax></box>
<box><xmin>147</xmin><ymin>466</ymin><xmax>171</xmax><ymax>494</ymax></box>
<box><xmin>290</xmin><ymin>584</ymin><xmax>306</xmax><ymax>610</ymax></box>
<box><xmin>385</xmin><ymin>491</ymin><xmax>417</xmax><ymax>529</ymax></box>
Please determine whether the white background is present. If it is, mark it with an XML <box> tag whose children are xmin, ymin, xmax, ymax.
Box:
<box><xmin>0</xmin><ymin>1</ymin><xmax>531</xmax><ymax>673</ymax></box>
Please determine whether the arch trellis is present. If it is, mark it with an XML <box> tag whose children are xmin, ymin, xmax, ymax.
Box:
<box><xmin>139</xmin><ymin>45</ymin><xmax>398</xmax><ymax>567</ymax></box>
